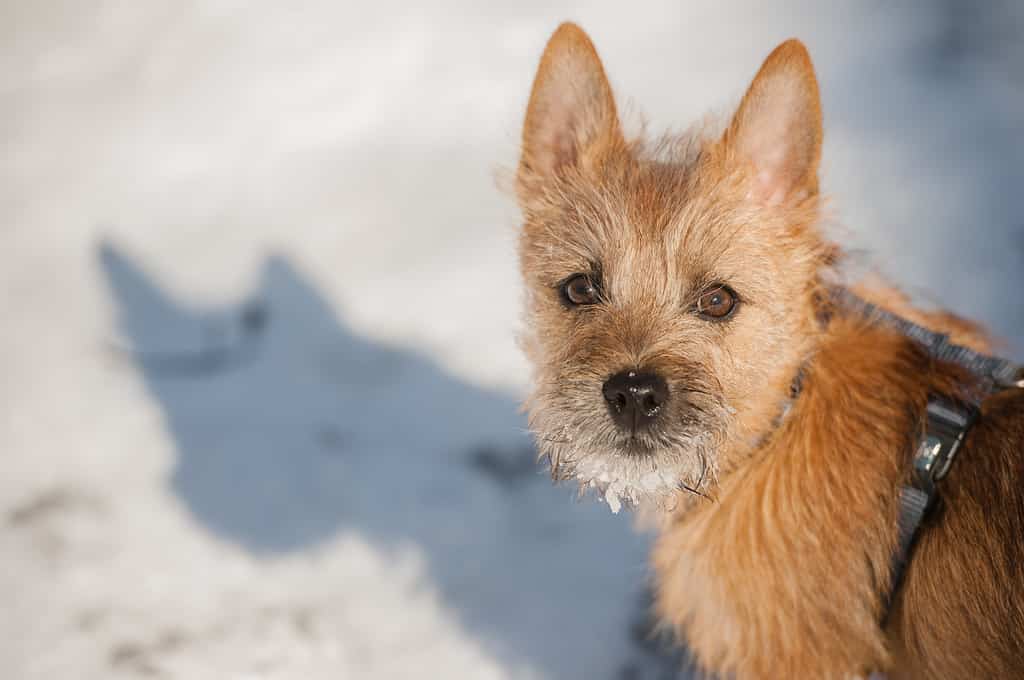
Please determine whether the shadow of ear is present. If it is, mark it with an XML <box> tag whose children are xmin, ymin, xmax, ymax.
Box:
<box><xmin>100</xmin><ymin>241</ymin><xmax>194</xmax><ymax>349</ymax></box>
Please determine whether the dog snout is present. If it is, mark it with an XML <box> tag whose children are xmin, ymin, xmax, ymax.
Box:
<box><xmin>602</xmin><ymin>369</ymin><xmax>669</xmax><ymax>432</ymax></box>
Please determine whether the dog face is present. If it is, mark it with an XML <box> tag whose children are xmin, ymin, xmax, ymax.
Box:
<box><xmin>516</xmin><ymin>24</ymin><xmax>832</xmax><ymax>510</ymax></box>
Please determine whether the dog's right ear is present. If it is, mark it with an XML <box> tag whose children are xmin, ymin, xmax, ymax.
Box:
<box><xmin>518</xmin><ymin>23</ymin><xmax>622</xmax><ymax>193</ymax></box>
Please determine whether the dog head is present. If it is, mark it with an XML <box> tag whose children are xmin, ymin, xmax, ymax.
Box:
<box><xmin>516</xmin><ymin>24</ymin><xmax>832</xmax><ymax>511</ymax></box>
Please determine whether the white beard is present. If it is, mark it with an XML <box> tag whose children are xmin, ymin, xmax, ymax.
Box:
<box><xmin>532</xmin><ymin>412</ymin><xmax>721</xmax><ymax>514</ymax></box>
<box><xmin>569</xmin><ymin>435</ymin><xmax>717</xmax><ymax>513</ymax></box>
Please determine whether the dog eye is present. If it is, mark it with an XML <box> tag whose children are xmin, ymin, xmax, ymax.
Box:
<box><xmin>696</xmin><ymin>284</ymin><xmax>738</xmax><ymax>319</ymax></box>
<box><xmin>560</xmin><ymin>274</ymin><xmax>600</xmax><ymax>306</ymax></box>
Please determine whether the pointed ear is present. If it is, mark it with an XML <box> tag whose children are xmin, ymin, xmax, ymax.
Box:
<box><xmin>518</xmin><ymin>23</ymin><xmax>622</xmax><ymax>189</ymax></box>
<box><xmin>723</xmin><ymin>39</ymin><xmax>822</xmax><ymax>205</ymax></box>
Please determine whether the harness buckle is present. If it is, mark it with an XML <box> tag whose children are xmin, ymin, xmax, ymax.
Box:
<box><xmin>912</xmin><ymin>396</ymin><xmax>977</xmax><ymax>495</ymax></box>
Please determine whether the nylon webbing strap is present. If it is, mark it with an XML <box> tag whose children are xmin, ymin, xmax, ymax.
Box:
<box><xmin>830</xmin><ymin>287</ymin><xmax>1024</xmax><ymax>392</ymax></box>
<box><xmin>827</xmin><ymin>290</ymin><xmax>1007</xmax><ymax>625</ymax></box>
<box><xmin>881</xmin><ymin>486</ymin><xmax>931</xmax><ymax>624</ymax></box>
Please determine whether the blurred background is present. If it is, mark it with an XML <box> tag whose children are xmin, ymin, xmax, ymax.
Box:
<box><xmin>1</xmin><ymin>2</ymin><xmax>1022</xmax><ymax>678</ymax></box>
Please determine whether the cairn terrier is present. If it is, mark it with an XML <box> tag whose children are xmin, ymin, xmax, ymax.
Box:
<box><xmin>515</xmin><ymin>23</ymin><xmax>1024</xmax><ymax>679</ymax></box>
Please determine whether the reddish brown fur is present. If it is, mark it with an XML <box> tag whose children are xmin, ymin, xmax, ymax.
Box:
<box><xmin>515</xmin><ymin>23</ymin><xmax>1024</xmax><ymax>678</ymax></box>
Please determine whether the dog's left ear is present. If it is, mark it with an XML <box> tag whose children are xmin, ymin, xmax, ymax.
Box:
<box><xmin>723</xmin><ymin>39</ymin><xmax>822</xmax><ymax>205</ymax></box>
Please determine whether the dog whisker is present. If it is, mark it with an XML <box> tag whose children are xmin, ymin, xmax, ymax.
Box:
<box><xmin>677</xmin><ymin>480</ymin><xmax>714</xmax><ymax>503</ymax></box>
<box><xmin>549</xmin><ymin>447</ymin><xmax>562</xmax><ymax>481</ymax></box>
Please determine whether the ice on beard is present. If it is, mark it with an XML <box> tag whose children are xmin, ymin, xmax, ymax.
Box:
<box><xmin>578</xmin><ymin>457</ymin><xmax>682</xmax><ymax>514</ymax></box>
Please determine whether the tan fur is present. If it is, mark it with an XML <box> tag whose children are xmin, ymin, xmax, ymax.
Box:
<box><xmin>515</xmin><ymin>23</ymin><xmax>1024</xmax><ymax>678</ymax></box>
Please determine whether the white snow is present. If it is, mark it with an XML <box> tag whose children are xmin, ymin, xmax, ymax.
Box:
<box><xmin>2</xmin><ymin>2</ymin><xmax>1022</xmax><ymax>679</ymax></box>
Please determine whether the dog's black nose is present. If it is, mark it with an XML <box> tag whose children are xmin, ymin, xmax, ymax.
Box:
<box><xmin>602</xmin><ymin>370</ymin><xmax>669</xmax><ymax>432</ymax></box>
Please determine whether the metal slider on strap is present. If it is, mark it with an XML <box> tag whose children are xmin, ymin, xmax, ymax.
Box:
<box><xmin>1008</xmin><ymin>367</ymin><xmax>1024</xmax><ymax>391</ymax></box>
<box><xmin>911</xmin><ymin>396</ymin><xmax>977</xmax><ymax>499</ymax></box>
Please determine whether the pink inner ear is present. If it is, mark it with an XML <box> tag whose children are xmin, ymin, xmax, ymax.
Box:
<box><xmin>530</xmin><ymin>67</ymin><xmax>610</xmax><ymax>177</ymax></box>
<box><xmin>520</xmin><ymin>25</ymin><xmax>621</xmax><ymax>185</ymax></box>
<box><xmin>731</xmin><ymin>65</ymin><xmax>820</xmax><ymax>205</ymax></box>
<box><xmin>538</xmin><ymin>107</ymin><xmax>578</xmax><ymax>175</ymax></box>
<box><xmin>745</xmin><ymin>92</ymin><xmax>801</xmax><ymax>202</ymax></box>
<box><xmin>748</xmin><ymin>132</ymin><xmax>793</xmax><ymax>204</ymax></box>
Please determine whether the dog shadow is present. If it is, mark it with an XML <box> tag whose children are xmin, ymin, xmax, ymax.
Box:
<box><xmin>98</xmin><ymin>242</ymin><xmax>696</xmax><ymax>679</ymax></box>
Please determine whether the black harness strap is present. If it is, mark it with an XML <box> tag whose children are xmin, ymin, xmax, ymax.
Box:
<box><xmin>882</xmin><ymin>398</ymin><xmax>977</xmax><ymax>623</ymax></box>
<box><xmin>886</xmin><ymin>487</ymin><xmax>930</xmax><ymax>620</ymax></box>
<box><xmin>830</xmin><ymin>287</ymin><xmax>1024</xmax><ymax>393</ymax></box>
<box><xmin>829</xmin><ymin>288</ymin><xmax>1023</xmax><ymax>622</ymax></box>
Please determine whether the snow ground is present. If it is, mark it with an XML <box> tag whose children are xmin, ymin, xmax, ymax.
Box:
<box><xmin>1</xmin><ymin>2</ymin><xmax>1022</xmax><ymax>679</ymax></box>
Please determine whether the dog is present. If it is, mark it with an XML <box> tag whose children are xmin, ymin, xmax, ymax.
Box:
<box><xmin>514</xmin><ymin>23</ymin><xmax>1024</xmax><ymax>679</ymax></box>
